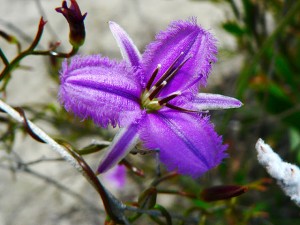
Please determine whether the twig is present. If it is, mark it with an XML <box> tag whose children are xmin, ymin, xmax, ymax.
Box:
<box><xmin>125</xmin><ymin>205</ymin><xmax>199</xmax><ymax>224</ymax></box>
<box><xmin>0</xmin><ymin>99</ymin><xmax>129</xmax><ymax>223</ymax></box>
<box><xmin>0</xmin><ymin>99</ymin><xmax>83</xmax><ymax>172</ymax></box>
<box><xmin>0</xmin><ymin>48</ymin><xmax>9</xmax><ymax>66</ymax></box>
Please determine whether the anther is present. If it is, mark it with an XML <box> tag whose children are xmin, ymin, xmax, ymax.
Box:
<box><xmin>153</xmin><ymin>52</ymin><xmax>185</xmax><ymax>89</ymax></box>
<box><xmin>146</xmin><ymin>64</ymin><xmax>161</xmax><ymax>90</ymax></box>
<box><xmin>148</xmin><ymin>56</ymin><xmax>191</xmax><ymax>100</ymax></box>
<box><xmin>148</xmin><ymin>81</ymin><xmax>167</xmax><ymax>100</ymax></box>
<box><xmin>165</xmin><ymin>103</ymin><xmax>198</xmax><ymax>113</ymax></box>
<box><xmin>158</xmin><ymin>91</ymin><xmax>181</xmax><ymax>105</ymax></box>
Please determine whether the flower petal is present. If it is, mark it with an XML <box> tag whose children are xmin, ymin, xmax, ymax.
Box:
<box><xmin>188</xmin><ymin>93</ymin><xmax>242</xmax><ymax>111</ymax></box>
<box><xmin>97</xmin><ymin>123</ymin><xmax>140</xmax><ymax>173</ymax></box>
<box><xmin>141</xmin><ymin>18</ymin><xmax>217</xmax><ymax>95</ymax></box>
<box><xmin>109</xmin><ymin>21</ymin><xmax>141</xmax><ymax>67</ymax></box>
<box><xmin>139</xmin><ymin>111</ymin><xmax>227</xmax><ymax>178</ymax></box>
<box><xmin>102</xmin><ymin>164</ymin><xmax>127</xmax><ymax>189</ymax></box>
<box><xmin>59</xmin><ymin>55</ymin><xmax>141</xmax><ymax>127</ymax></box>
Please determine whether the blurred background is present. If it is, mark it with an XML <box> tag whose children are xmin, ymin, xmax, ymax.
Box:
<box><xmin>0</xmin><ymin>0</ymin><xmax>299</xmax><ymax>224</ymax></box>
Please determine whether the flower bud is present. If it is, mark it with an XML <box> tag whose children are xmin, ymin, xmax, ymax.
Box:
<box><xmin>56</xmin><ymin>0</ymin><xmax>87</xmax><ymax>48</ymax></box>
<box><xmin>200</xmin><ymin>185</ymin><xmax>248</xmax><ymax>202</ymax></box>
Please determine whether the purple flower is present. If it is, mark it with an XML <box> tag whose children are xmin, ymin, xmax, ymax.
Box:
<box><xmin>59</xmin><ymin>19</ymin><xmax>242</xmax><ymax>178</ymax></box>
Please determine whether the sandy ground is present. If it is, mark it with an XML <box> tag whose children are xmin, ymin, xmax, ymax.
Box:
<box><xmin>0</xmin><ymin>0</ymin><xmax>238</xmax><ymax>224</ymax></box>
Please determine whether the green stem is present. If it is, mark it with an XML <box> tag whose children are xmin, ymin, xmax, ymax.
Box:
<box><xmin>0</xmin><ymin>17</ymin><xmax>79</xmax><ymax>82</ymax></box>
<box><xmin>157</xmin><ymin>189</ymin><xmax>197</xmax><ymax>199</ymax></box>
<box><xmin>0</xmin><ymin>18</ymin><xmax>46</xmax><ymax>81</ymax></box>
<box><xmin>154</xmin><ymin>205</ymin><xmax>173</xmax><ymax>225</ymax></box>
<box><xmin>0</xmin><ymin>48</ymin><xmax>9</xmax><ymax>66</ymax></box>
<box><xmin>227</xmin><ymin>0</ymin><xmax>240</xmax><ymax>20</ymax></box>
<box><xmin>32</xmin><ymin>45</ymin><xmax>79</xmax><ymax>58</ymax></box>
<box><xmin>0</xmin><ymin>100</ymin><xmax>127</xmax><ymax>224</ymax></box>
<box><xmin>151</xmin><ymin>171</ymin><xmax>178</xmax><ymax>187</ymax></box>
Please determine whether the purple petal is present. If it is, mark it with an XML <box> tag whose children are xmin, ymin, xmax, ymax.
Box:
<box><xmin>188</xmin><ymin>93</ymin><xmax>242</xmax><ymax>111</ymax></box>
<box><xmin>109</xmin><ymin>21</ymin><xmax>141</xmax><ymax>67</ymax></box>
<box><xmin>97</xmin><ymin>122</ymin><xmax>140</xmax><ymax>173</ymax></box>
<box><xmin>139</xmin><ymin>111</ymin><xmax>227</xmax><ymax>178</ymax></box>
<box><xmin>141</xmin><ymin>18</ymin><xmax>217</xmax><ymax>96</ymax></box>
<box><xmin>59</xmin><ymin>55</ymin><xmax>142</xmax><ymax>127</ymax></box>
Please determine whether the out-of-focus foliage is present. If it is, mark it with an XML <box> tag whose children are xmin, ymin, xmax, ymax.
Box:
<box><xmin>226</xmin><ymin>0</ymin><xmax>300</xmax><ymax>132</ymax></box>
<box><xmin>214</xmin><ymin>0</ymin><xmax>300</xmax><ymax>224</ymax></box>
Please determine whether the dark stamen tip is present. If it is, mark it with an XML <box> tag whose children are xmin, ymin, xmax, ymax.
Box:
<box><xmin>165</xmin><ymin>103</ymin><xmax>198</xmax><ymax>113</ymax></box>
<box><xmin>158</xmin><ymin>91</ymin><xmax>181</xmax><ymax>105</ymax></box>
<box><xmin>146</xmin><ymin>64</ymin><xmax>161</xmax><ymax>90</ymax></box>
<box><xmin>152</xmin><ymin>52</ymin><xmax>186</xmax><ymax>89</ymax></box>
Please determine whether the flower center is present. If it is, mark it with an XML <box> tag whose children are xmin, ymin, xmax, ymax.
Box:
<box><xmin>140</xmin><ymin>52</ymin><xmax>191</xmax><ymax>113</ymax></box>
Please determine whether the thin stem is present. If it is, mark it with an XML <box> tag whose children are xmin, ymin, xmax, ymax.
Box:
<box><xmin>126</xmin><ymin>205</ymin><xmax>199</xmax><ymax>224</ymax></box>
<box><xmin>0</xmin><ymin>18</ymin><xmax>46</xmax><ymax>81</ymax></box>
<box><xmin>228</xmin><ymin>0</ymin><xmax>241</xmax><ymax>20</ymax></box>
<box><xmin>0</xmin><ymin>99</ymin><xmax>126</xmax><ymax>224</ymax></box>
<box><xmin>0</xmin><ymin>99</ymin><xmax>82</xmax><ymax>171</ymax></box>
<box><xmin>0</xmin><ymin>17</ymin><xmax>79</xmax><ymax>82</ymax></box>
<box><xmin>34</xmin><ymin>0</ymin><xmax>59</xmax><ymax>41</ymax></box>
<box><xmin>0</xmin><ymin>30</ymin><xmax>22</xmax><ymax>53</ymax></box>
<box><xmin>156</xmin><ymin>189</ymin><xmax>197</xmax><ymax>199</ymax></box>
<box><xmin>121</xmin><ymin>158</ymin><xmax>145</xmax><ymax>177</ymax></box>
<box><xmin>28</xmin><ymin>18</ymin><xmax>47</xmax><ymax>50</ymax></box>
<box><xmin>32</xmin><ymin>45</ymin><xmax>79</xmax><ymax>58</ymax></box>
<box><xmin>151</xmin><ymin>171</ymin><xmax>178</xmax><ymax>187</ymax></box>
<box><xmin>0</xmin><ymin>48</ymin><xmax>9</xmax><ymax>65</ymax></box>
<box><xmin>24</xmin><ymin>157</ymin><xmax>64</xmax><ymax>165</ymax></box>
<box><xmin>154</xmin><ymin>204</ymin><xmax>173</xmax><ymax>225</ymax></box>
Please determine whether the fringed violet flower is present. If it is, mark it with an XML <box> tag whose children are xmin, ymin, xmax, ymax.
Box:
<box><xmin>59</xmin><ymin>19</ymin><xmax>242</xmax><ymax>178</ymax></box>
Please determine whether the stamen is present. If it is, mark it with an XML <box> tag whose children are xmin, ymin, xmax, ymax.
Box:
<box><xmin>158</xmin><ymin>91</ymin><xmax>181</xmax><ymax>105</ymax></box>
<box><xmin>165</xmin><ymin>103</ymin><xmax>198</xmax><ymax>113</ymax></box>
<box><xmin>146</xmin><ymin>64</ymin><xmax>161</xmax><ymax>90</ymax></box>
<box><xmin>149</xmin><ymin>56</ymin><xmax>191</xmax><ymax>100</ymax></box>
<box><xmin>153</xmin><ymin>52</ymin><xmax>185</xmax><ymax>88</ymax></box>
<box><xmin>164</xmin><ymin>56</ymin><xmax>191</xmax><ymax>84</ymax></box>
<box><xmin>148</xmin><ymin>81</ymin><xmax>167</xmax><ymax>100</ymax></box>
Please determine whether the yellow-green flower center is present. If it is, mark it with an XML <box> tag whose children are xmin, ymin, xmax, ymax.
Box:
<box><xmin>141</xmin><ymin>91</ymin><xmax>162</xmax><ymax>113</ymax></box>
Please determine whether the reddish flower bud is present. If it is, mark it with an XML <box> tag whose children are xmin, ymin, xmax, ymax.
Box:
<box><xmin>56</xmin><ymin>0</ymin><xmax>87</xmax><ymax>47</ymax></box>
<box><xmin>200</xmin><ymin>185</ymin><xmax>248</xmax><ymax>202</ymax></box>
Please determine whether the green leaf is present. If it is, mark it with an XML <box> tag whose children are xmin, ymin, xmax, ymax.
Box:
<box><xmin>274</xmin><ymin>54</ymin><xmax>298</xmax><ymax>91</ymax></box>
<box><xmin>192</xmin><ymin>199</ymin><xmax>212</xmax><ymax>210</ymax></box>
<box><xmin>289</xmin><ymin>128</ymin><xmax>300</xmax><ymax>163</ymax></box>
<box><xmin>222</xmin><ymin>21</ymin><xmax>245</xmax><ymax>37</ymax></box>
<box><xmin>254</xmin><ymin>80</ymin><xmax>300</xmax><ymax>131</ymax></box>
